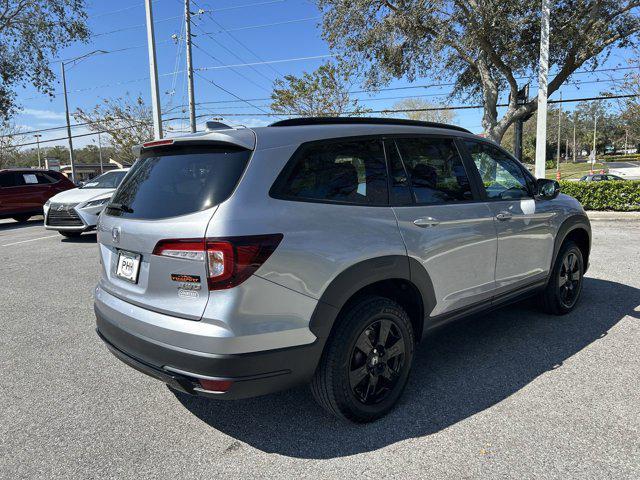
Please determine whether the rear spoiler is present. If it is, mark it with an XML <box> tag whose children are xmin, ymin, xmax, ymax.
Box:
<box><xmin>132</xmin><ymin>127</ymin><xmax>256</xmax><ymax>157</ymax></box>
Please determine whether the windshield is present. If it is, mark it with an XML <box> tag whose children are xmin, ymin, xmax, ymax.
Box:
<box><xmin>106</xmin><ymin>145</ymin><xmax>251</xmax><ymax>220</ymax></box>
<box><xmin>81</xmin><ymin>170</ymin><xmax>128</xmax><ymax>189</ymax></box>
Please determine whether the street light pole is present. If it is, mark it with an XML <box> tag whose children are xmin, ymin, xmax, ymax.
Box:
<box><xmin>34</xmin><ymin>134</ymin><xmax>42</xmax><ymax>168</ymax></box>
<box><xmin>535</xmin><ymin>0</ymin><xmax>551</xmax><ymax>179</ymax></box>
<box><xmin>60</xmin><ymin>50</ymin><xmax>107</xmax><ymax>183</ymax></box>
<box><xmin>97</xmin><ymin>132</ymin><xmax>104</xmax><ymax>173</ymax></box>
<box><xmin>61</xmin><ymin>61</ymin><xmax>77</xmax><ymax>183</ymax></box>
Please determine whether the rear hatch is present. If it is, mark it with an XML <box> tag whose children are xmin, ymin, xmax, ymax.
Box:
<box><xmin>97</xmin><ymin>141</ymin><xmax>253</xmax><ymax>320</ymax></box>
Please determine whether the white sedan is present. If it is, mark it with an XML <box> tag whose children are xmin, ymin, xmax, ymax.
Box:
<box><xmin>44</xmin><ymin>169</ymin><xmax>129</xmax><ymax>238</ymax></box>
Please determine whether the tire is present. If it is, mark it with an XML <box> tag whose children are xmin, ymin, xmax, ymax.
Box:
<box><xmin>539</xmin><ymin>241</ymin><xmax>584</xmax><ymax>315</ymax></box>
<box><xmin>310</xmin><ymin>295</ymin><xmax>415</xmax><ymax>423</ymax></box>
<box><xmin>59</xmin><ymin>231</ymin><xmax>82</xmax><ymax>238</ymax></box>
<box><xmin>12</xmin><ymin>215</ymin><xmax>31</xmax><ymax>223</ymax></box>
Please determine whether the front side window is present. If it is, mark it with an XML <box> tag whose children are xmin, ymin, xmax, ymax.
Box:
<box><xmin>273</xmin><ymin>138</ymin><xmax>388</xmax><ymax>205</ymax></box>
<box><xmin>394</xmin><ymin>137</ymin><xmax>472</xmax><ymax>204</ymax></box>
<box><xmin>464</xmin><ymin>141</ymin><xmax>531</xmax><ymax>200</ymax></box>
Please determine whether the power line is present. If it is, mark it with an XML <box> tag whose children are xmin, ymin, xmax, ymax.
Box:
<box><xmin>202</xmin><ymin>16</ymin><xmax>320</xmax><ymax>34</ymax></box>
<box><xmin>196</xmin><ymin>54</ymin><xmax>335</xmax><ymax>71</ymax></box>
<box><xmin>191</xmin><ymin>41</ymin><xmax>271</xmax><ymax>92</ymax></box>
<box><xmin>194</xmin><ymin>72</ymin><xmax>272</xmax><ymax>115</ymax></box>
<box><xmin>192</xmin><ymin>0</ymin><xmax>283</xmax><ymax>78</ymax></box>
<box><xmin>189</xmin><ymin>19</ymin><xmax>275</xmax><ymax>86</ymax></box>
<box><xmin>210</xmin><ymin>0</ymin><xmax>287</xmax><ymax>13</ymax></box>
<box><xmin>8</xmin><ymin>93</ymin><xmax>638</xmax><ymax>143</ymax></box>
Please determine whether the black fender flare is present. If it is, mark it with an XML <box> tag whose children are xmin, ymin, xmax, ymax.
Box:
<box><xmin>551</xmin><ymin>213</ymin><xmax>592</xmax><ymax>273</ymax></box>
<box><xmin>308</xmin><ymin>255</ymin><xmax>435</xmax><ymax>341</ymax></box>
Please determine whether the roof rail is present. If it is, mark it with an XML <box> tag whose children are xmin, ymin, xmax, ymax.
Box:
<box><xmin>268</xmin><ymin>116</ymin><xmax>472</xmax><ymax>133</ymax></box>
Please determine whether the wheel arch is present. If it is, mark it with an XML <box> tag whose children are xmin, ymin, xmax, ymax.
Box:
<box><xmin>552</xmin><ymin>214</ymin><xmax>592</xmax><ymax>273</ymax></box>
<box><xmin>308</xmin><ymin>256</ymin><xmax>436</xmax><ymax>345</ymax></box>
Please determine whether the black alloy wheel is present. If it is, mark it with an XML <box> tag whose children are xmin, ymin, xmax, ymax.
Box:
<box><xmin>349</xmin><ymin>319</ymin><xmax>406</xmax><ymax>405</ymax></box>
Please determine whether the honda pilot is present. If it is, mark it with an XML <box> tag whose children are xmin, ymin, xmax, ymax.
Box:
<box><xmin>95</xmin><ymin>118</ymin><xmax>591</xmax><ymax>422</ymax></box>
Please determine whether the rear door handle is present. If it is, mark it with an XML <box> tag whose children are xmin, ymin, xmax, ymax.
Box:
<box><xmin>496</xmin><ymin>212</ymin><xmax>512</xmax><ymax>221</ymax></box>
<box><xmin>413</xmin><ymin>217</ymin><xmax>440</xmax><ymax>228</ymax></box>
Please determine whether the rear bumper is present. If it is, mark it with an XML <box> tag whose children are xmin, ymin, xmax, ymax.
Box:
<box><xmin>95</xmin><ymin>304</ymin><xmax>324</xmax><ymax>400</ymax></box>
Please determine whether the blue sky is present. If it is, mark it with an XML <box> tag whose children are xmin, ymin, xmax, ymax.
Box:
<box><xmin>14</xmin><ymin>0</ymin><xmax>636</xmax><ymax>149</ymax></box>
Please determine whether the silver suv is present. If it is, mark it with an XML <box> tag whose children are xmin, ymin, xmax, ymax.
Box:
<box><xmin>95</xmin><ymin>118</ymin><xmax>591</xmax><ymax>422</ymax></box>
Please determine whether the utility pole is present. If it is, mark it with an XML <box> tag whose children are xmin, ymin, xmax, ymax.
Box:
<box><xmin>185</xmin><ymin>0</ymin><xmax>197</xmax><ymax>133</ymax></box>
<box><xmin>535</xmin><ymin>0</ymin><xmax>551</xmax><ymax>179</ymax></box>
<box><xmin>97</xmin><ymin>132</ymin><xmax>104</xmax><ymax>173</ymax></box>
<box><xmin>591</xmin><ymin>111</ymin><xmax>598</xmax><ymax>169</ymax></box>
<box><xmin>556</xmin><ymin>92</ymin><xmax>562</xmax><ymax>178</ymax></box>
<box><xmin>145</xmin><ymin>0</ymin><xmax>163</xmax><ymax>139</ymax></box>
<box><xmin>624</xmin><ymin>128</ymin><xmax>628</xmax><ymax>154</ymax></box>
<box><xmin>34</xmin><ymin>134</ymin><xmax>42</xmax><ymax>168</ymax></box>
<box><xmin>573</xmin><ymin>110</ymin><xmax>578</xmax><ymax>163</ymax></box>
<box><xmin>513</xmin><ymin>84</ymin><xmax>530</xmax><ymax>161</ymax></box>
<box><xmin>61</xmin><ymin>61</ymin><xmax>77</xmax><ymax>183</ymax></box>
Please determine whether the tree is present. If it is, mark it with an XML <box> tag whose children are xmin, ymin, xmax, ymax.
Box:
<box><xmin>317</xmin><ymin>1</ymin><xmax>640</xmax><ymax>142</ymax></box>
<box><xmin>270</xmin><ymin>62</ymin><xmax>369</xmax><ymax>117</ymax></box>
<box><xmin>74</xmin><ymin>95</ymin><xmax>153</xmax><ymax>163</ymax></box>
<box><xmin>0</xmin><ymin>1</ymin><xmax>89</xmax><ymax>119</ymax></box>
<box><xmin>390</xmin><ymin>97</ymin><xmax>456</xmax><ymax>124</ymax></box>
<box><xmin>0</xmin><ymin>122</ymin><xmax>26</xmax><ymax>168</ymax></box>
<box><xmin>613</xmin><ymin>64</ymin><xmax>640</xmax><ymax>149</ymax></box>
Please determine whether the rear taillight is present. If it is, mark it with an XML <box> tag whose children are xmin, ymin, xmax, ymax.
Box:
<box><xmin>153</xmin><ymin>234</ymin><xmax>283</xmax><ymax>290</ymax></box>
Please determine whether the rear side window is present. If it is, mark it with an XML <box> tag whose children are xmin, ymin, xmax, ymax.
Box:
<box><xmin>272</xmin><ymin>138</ymin><xmax>388</xmax><ymax>206</ymax></box>
<box><xmin>395</xmin><ymin>137</ymin><xmax>472</xmax><ymax>204</ymax></box>
<box><xmin>106</xmin><ymin>146</ymin><xmax>251</xmax><ymax>219</ymax></box>
<box><xmin>0</xmin><ymin>173</ymin><xmax>15</xmax><ymax>187</ymax></box>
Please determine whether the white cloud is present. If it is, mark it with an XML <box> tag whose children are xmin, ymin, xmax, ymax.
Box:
<box><xmin>21</xmin><ymin>108</ymin><xmax>66</xmax><ymax>121</ymax></box>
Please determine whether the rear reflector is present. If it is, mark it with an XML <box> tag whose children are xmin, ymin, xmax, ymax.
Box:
<box><xmin>198</xmin><ymin>379</ymin><xmax>233</xmax><ymax>392</ymax></box>
<box><xmin>143</xmin><ymin>139</ymin><xmax>174</xmax><ymax>148</ymax></box>
<box><xmin>153</xmin><ymin>234</ymin><xmax>283</xmax><ymax>290</ymax></box>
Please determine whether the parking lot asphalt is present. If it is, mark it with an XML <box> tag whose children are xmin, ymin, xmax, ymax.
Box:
<box><xmin>1</xmin><ymin>216</ymin><xmax>638</xmax><ymax>479</ymax></box>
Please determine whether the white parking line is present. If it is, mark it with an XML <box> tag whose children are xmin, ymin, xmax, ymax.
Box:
<box><xmin>1</xmin><ymin>235</ymin><xmax>58</xmax><ymax>247</ymax></box>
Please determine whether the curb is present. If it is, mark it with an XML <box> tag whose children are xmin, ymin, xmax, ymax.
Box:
<box><xmin>586</xmin><ymin>211</ymin><xmax>640</xmax><ymax>221</ymax></box>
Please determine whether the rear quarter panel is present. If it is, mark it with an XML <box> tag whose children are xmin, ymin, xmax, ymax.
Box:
<box><xmin>206</xmin><ymin>145</ymin><xmax>408</xmax><ymax>299</ymax></box>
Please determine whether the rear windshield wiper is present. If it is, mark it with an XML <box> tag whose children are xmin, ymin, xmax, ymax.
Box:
<box><xmin>107</xmin><ymin>202</ymin><xmax>134</xmax><ymax>213</ymax></box>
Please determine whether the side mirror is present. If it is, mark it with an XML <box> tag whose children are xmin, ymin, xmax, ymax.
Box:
<box><xmin>535</xmin><ymin>178</ymin><xmax>560</xmax><ymax>200</ymax></box>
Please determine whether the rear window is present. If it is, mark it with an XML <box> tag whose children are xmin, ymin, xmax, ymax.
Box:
<box><xmin>106</xmin><ymin>145</ymin><xmax>251</xmax><ymax>219</ymax></box>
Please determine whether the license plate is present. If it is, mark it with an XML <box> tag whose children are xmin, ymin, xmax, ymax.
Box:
<box><xmin>116</xmin><ymin>250</ymin><xmax>141</xmax><ymax>284</ymax></box>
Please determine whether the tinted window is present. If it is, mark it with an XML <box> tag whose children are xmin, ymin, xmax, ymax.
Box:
<box><xmin>395</xmin><ymin>137</ymin><xmax>472</xmax><ymax>204</ymax></box>
<box><xmin>384</xmin><ymin>140</ymin><xmax>412</xmax><ymax>205</ymax></box>
<box><xmin>81</xmin><ymin>170</ymin><xmax>128</xmax><ymax>189</ymax></box>
<box><xmin>464</xmin><ymin>141</ymin><xmax>531</xmax><ymax>200</ymax></box>
<box><xmin>0</xmin><ymin>173</ymin><xmax>15</xmax><ymax>187</ymax></box>
<box><xmin>274</xmin><ymin>138</ymin><xmax>388</xmax><ymax>205</ymax></box>
<box><xmin>107</xmin><ymin>146</ymin><xmax>251</xmax><ymax>219</ymax></box>
<box><xmin>35</xmin><ymin>173</ymin><xmax>55</xmax><ymax>184</ymax></box>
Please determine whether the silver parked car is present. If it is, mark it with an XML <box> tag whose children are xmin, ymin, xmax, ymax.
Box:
<box><xmin>44</xmin><ymin>169</ymin><xmax>129</xmax><ymax>237</ymax></box>
<box><xmin>95</xmin><ymin>118</ymin><xmax>591</xmax><ymax>422</ymax></box>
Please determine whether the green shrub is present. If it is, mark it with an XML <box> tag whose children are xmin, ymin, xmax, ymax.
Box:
<box><xmin>559</xmin><ymin>180</ymin><xmax>640</xmax><ymax>211</ymax></box>
<box><xmin>600</xmin><ymin>153</ymin><xmax>640</xmax><ymax>162</ymax></box>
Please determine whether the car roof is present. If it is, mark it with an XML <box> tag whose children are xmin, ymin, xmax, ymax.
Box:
<box><xmin>0</xmin><ymin>168</ymin><xmax>61</xmax><ymax>174</ymax></box>
<box><xmin>164</xmin><ymin>118</ymin><xmax>482</xmax><ymax>152</ymax></box>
